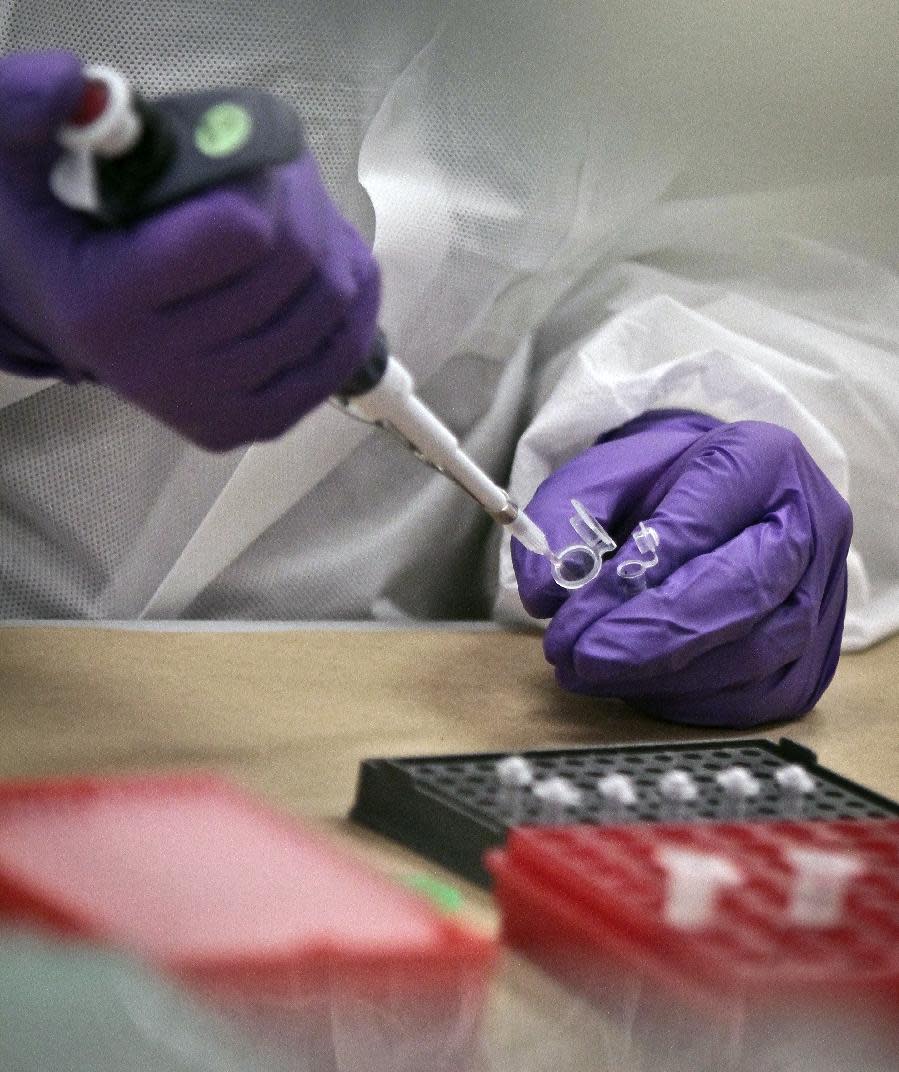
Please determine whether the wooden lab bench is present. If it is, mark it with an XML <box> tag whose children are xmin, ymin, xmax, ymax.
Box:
<box><xmin>2</xmin><ymin>624</ymin><xmax>896</xmax><ymax>1069</ymax></box>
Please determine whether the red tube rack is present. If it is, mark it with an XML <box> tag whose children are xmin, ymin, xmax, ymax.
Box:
<box><xmin>488</xmin><ymin>819</ymin><xmax>898</xmax><ymax>1071</ymax></box>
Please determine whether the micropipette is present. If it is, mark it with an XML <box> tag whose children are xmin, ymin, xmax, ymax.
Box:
<box><xmin>333</xmin><ymin>329</ymin><xmax>593</xmax><ymax>577</ymax></box>
<box><xmin>50</xmin><ymin>65</ymin><xmax>608</xmax><ymax>590</ymax></box>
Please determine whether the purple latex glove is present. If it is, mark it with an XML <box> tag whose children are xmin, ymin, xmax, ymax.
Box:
<box><xmin>512</xmin><ymin>410</ymin><xmax>853</xmax><ymax>727</ymax></box>
<box><xmin>0</xmin><ymin>50</ymin><xmax>380</xmax><ymax>450</ymax></box>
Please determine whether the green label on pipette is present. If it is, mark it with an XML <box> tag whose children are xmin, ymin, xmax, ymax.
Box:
<box><xmin>194</xmin><ymin>103</ymin><xmax>253</xmax><ymax>158</ymax></box>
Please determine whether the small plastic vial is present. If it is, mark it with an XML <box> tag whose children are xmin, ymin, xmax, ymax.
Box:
<box><xmin>658</xmin><ymin>770</ymin><xmax>699</xmax><ymax>819</ymax></box>
<box><xmin>495</xmin><ymin>756</ymin><xmax>535</xmax><ymax>824</ymax></box>
<box><xmin>715</xmin><ymin>766</ymin><xmax>762</xmax><ymax>818</ymax></box>
<box><xmin>533</xmin><ymin>777</ymin><xmax>582</xmax><ymax>825</ymax></box>
<box><xmin>775</xmin><ymin>765</ymin><xmax>816</xmax><ymax>816</ymax></box>
<box><xmin>597</xmin><ymin>773</ymin><xmax>638</xmax><ymax>821</ymax></box>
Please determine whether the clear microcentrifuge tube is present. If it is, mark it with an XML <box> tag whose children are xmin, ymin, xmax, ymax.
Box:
<box><xmin>658</xmin><ymin>770</ymin><xmax>699</xmax><ymax>820</ymax></box>
<box><xmin>550</xmin><ymin>500</ymin><xmax>617</xmax><ymax>590</ymax></box>
<box><xmin>533</xmin><ymin>776</ymin><xmax>582</xmax><ymax>824</ymax></box>
<box><xmin>617</xmin><ymin>521</ymin><xmax>660</xmax><ymax>595</ymax></box>
<box><xmin>551</xmin><ymin>545</ymin><xmax>602</xmax><ymax>589</ymax></box>
<box><xmin>495</xmin><ymin>755</ymin><xmax>534</xmax><ymax>825</ymax></box>
<box><xmin>715</xmin><ymin>766</ymin><xmax>762</xmax><ymax>819</ymax></box>
<box><xmin>508</xmin><ymin>500</ymin><xmax>616</xmax><ymax>591</ymax></box>
<box><xmin>775</xmin><ymin>765</ymin><xmax>816</xmax><ymax>817</ymax></box>
<box><xmin>597</xmin><ymin>773</ymin><xmax>638</xmax><ymax>822</ymax></box>
<box><xmin>617</xmin><ymin>559</ymin><xmax>650</xmax><ymax>595</ymax></box>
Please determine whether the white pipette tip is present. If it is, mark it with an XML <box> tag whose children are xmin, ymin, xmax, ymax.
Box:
<box><xmin>533</xmin><ymin>776</ymin><xmax>582</xmax><ymax>824</ymax></box>
<box><xmin>785</xmin><ymin>848</ymin><xmax>864</xmax><ymax>927</ymax></box>
<box><xmin>657</xmin><ymin>847</ymin><xmax>742</xmax><ymax>929</ymax></box>
<box><xmin>507</xmin><ymin>511</ymin><xmax>553</xmax><ymax>557</ymax></box>
<box><xmin>597</xmin><ymin>773</ymin><xmax>638</xmax><ymax>809</ymax></box>
<box><xmin>775</xmin><ymin>765</ymin><xmax>816</xmax><ymax>816</ymax></box>
<box><xmin>775</xmin><ymin>765</ymin><xmax>816</xmax><ymax>796</ymax></box>
<box><xmin>658</xmin><ymin>770</ymin><xmax>699</xmax><ymax>804</ymax></box>
<box><xmin>715</xmin><ymin>766</ymin><xmax>761</xmax><ymax>798</ymax></box>
<box><xmin>715</xmin><ymin>766</ymin><xmax>762</xmax><ymax>811</ymax></box>
<box><xmin>495</xmin><ymin>755</ymin><xmax>534</xmax><ymax>789</ymax></box>
<box><xmin>495</xmin><ymin>755</ymin><xmax>535</xmax><ymax>825</ymax></box>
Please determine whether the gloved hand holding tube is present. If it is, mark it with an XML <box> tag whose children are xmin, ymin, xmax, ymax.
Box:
<box><xmin>512</xmin><ymin>410</ymin><xmax>853</xmax><ymax>727</ymax></box>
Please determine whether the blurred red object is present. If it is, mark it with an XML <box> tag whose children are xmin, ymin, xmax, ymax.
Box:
<box><xmin>0</xmin><ymin>772</ymin><xmax>496</xmax><ymax>1069</ymax></box>
<box><xmin>489</xmin><ymin>819</ymin><xmax>899</xmax><ymax>1071</ymax></box>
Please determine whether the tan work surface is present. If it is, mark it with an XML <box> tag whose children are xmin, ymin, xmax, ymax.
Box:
<box><xmin>1</xmin><ymin>625</ymin><xmax>897</xmax><ymax>1068</ymax></box>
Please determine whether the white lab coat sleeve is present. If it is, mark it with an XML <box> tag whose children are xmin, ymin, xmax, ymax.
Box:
<box><xmin>495</xmin><ymin>290</ymin><xmax>899</xmax><ymax>651</ymax></box>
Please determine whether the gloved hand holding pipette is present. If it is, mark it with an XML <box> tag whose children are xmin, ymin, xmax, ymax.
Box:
<box><xmin>512</xmin><ymin>410</ymin><xmax>853</xmax><ymax>727</ymax></box>
<box><xmin>0</xmin><ymin>51</ymin><xmax>380</xmax><ymax>450</ymax></box>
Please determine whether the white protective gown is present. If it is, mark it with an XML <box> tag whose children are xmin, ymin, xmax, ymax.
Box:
<box><xmin>0</xmin><ymin>1</ymin><xmax>896</xmax><ymax>648</ymax></box>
